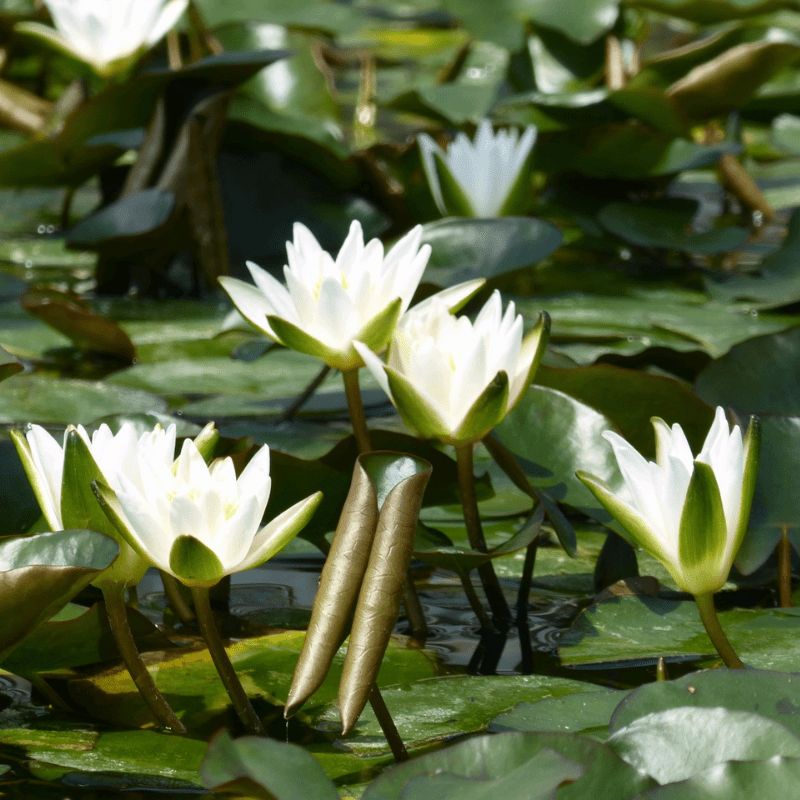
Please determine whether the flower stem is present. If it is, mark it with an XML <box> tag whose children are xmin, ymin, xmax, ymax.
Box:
<box><xmin>778</xmin><ymin>528</ymin><xmax>793</xmax><ymax>608</ymax></box>
<box><xmin>103</xmin><ymin>584</ymin><xmax>186</xmax><ymax>734</ymax></box>
<box><xmin>693</xmin><ymin>592</ymin><xmax>744</xmax><ymax>669</ymax></box>
<box><xmin>453</xmin><ymin>560</ymin><xmax>493</xmax><ymax>630</ymax></box>
<box><xmin>160</xmin><ymin>570</ymin><xmax>195</xmax><ymax>625</ymax></box>
<box><xmin>342</xmin><ymin>368</ymin><xmax>372</xmax><ymax>453</ymax></box>
<box><xmin>455</xmin><ymin>443</ymin><xmax>510</xmax><ymax>623</ymax></box>
<box><xmin>191</xmin><ymin>586</ymin><xmax>266</xmax><ymax>735</ymax></box>
<box><xmin>368</xmin><ymin>685</ymin><xmax>409</xmax><ymax>763</ymax></box>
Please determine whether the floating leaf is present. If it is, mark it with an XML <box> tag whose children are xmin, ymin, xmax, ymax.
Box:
<box><xmin>0</xmin><ymin>529</ymin><xmax>118</xmax><ymax>664</ymax></box>
<box><xmin>608</xmin><ymin>707</ymin><xmax>800</xmax><ymax>784</ymax></box>
<box><xmin>201</xmin><ymin>731</ymin><xmax>340</xmax><ymax>800</ymax></box>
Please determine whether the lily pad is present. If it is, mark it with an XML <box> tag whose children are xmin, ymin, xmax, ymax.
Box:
<box><xmin>608</xmin><ymin>707</ymin><xmax>800</xmax><ymax>784</ymax></box>
<box><xmin>320</xmin><ymin>674</ymin><xmax>598</xmax><ymax>757</ymax></box>
<box><xmin>0</xmin><ymin>375</ymin><xmax>167</xmax><ymax>424</ymax></box>
<box><xmin>420</xmin><ymin>217</ymin><xmax>564</xmax><ymax>288</ymax></box>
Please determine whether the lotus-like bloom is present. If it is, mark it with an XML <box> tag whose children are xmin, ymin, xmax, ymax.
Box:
<box><xmin>354</xmin><ymin>290</ymin><xmax>550</xmax><ymax>444</ymax></box>
<box><xmin>16</xmin><ymin>0</ymin><xmax>188</xmax><ymax>77</ymax></box>
<box><xmin>11</xmin><ymin>422</ymin><xmax>177</xmax><ymax>587</ymax></box>
<box><xmin>94</xmin><ymin>440</ymin><xmax>322</xmax><ymax>588</ymax></box>
<box><xmin>418</xmin><ymin>120</ymin><xmax>537</xmax><ymax>218</ymax></box>
<box><xmin>219</xmin><ymin>220</ymin><xmax>431</xmax><ymax>372</ymax></box>
<box><xmin>578</xmin><ymin>407</ymin><xmax>760</xmax><ymax>596</ymax></box>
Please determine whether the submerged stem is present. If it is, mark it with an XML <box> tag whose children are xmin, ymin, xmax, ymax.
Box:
<box><xmin>192</xmin><ymin>586</ymin><xmax>266</xmax><ymax>735</ymax></box>
<box><xmin>455</xmin><ymin>443</ymin><xmax>510</xmax><ymax>623</ymax></box>
<box><xmin>343</xmin><ymin>368</ymin><xmax>372</xmax><ymax>453</ymax></box>
<box><xmin>368</xmin><ymin>685</ymin><xmax>409</xmax><ymax>763</ymax></box>
<box><xmin>694</xmin><ymin>592</ymin><xmax>744</xmax><ymax>670</ymax></box>
<box><xmin>103</xmin><ymin>583</ymin><xmax>186</xmax><ymax>734</ymax></box>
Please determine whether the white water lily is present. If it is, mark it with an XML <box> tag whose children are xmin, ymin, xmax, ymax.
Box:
<box><xmin>12</xmin><ymin>422</ymin><xmax>177</xmax><ymax>587</ymax></box>
<box><xmin>354</xmin><ymin>290</ymin><xmax>549</xmax><ymax>444</ymax></box>
<box><xmin>418</xmin><ymin>119</ymin><xmax>537</xmax><ymax>218</ymax></box>
<box><xmin>578</xmin><ymin>407</ymin><xmax>760</xmax><ymax>596</ymax></box>
<box><xmin>16</xmin><ymin>0</ymin><xmax>188</xmax><ymax>77</ymax></box>
<box><xmin>94</xmin><ymin>439</ymin><xmax>321</xmax><ymax>588</ymax></box>
<box><xmin>219</xmin><ymin>220</ymin><xmax>432</xmax><ymax>371</ymax></box>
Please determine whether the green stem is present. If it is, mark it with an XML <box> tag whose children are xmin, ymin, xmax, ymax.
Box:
<box><xmin>342</xmin><ymin>368</ymin><xmax>371</xmax><ymax>453</ymax></box>
<box><xmin>103</xmin><ymin>584</ymin><xmax>186</xmax><ymax>733</ymax></box>
<box><xmin>516</xmin><ymin>538</ymin><xmax>539</xmax><ymax>622</ymax></box>
<box><xmin>191</xmin><ymin>586</ymin><xmax>266</xmax><ymax>735</ymax></box>
<box><xmin>402</xmin><ymin>577</ymin><xmax>428</xmax><ymax>640</ymax></box>
<box><xmin>453</xmin><ymin>560</ymin><xmax>493</xmax><ymax>630</ymax></box>
<box><xmin>694</xmin><ymin>592</ymin><xmax>744</xmax><ymax>670</ymax></box>
<box><xmin>368</xmin><ymin>685</ymin><xmax>409</xmax><ymax>763</ymax></box>
<box><xmin>778</xmin><ymin>528</ymin><xmax>793</xmax><ymax>608</ymax></box>
<box><xmin>160</xmin><ymin>570</ymin><xmax>195</xmax><ymax>625</ymax></box>
<box><xmin>455</xmin><ymin>443</ymin><xmax>510</xmax><ymax>622</ymax></box>
<box><xmin>281</xmin><ymin>364</ymin><xmax>331</xmax><ymax>421</ymax></box>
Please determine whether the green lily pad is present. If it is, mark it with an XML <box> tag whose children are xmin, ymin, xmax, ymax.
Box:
<box><xmin>0</xmin><ymin>375</ymin><xmax>167</xmax><ymax>424</ymax></box>
<box><xmin>611</xmin><ymin>669</ymin><xmax>800</xmax><ymax>739</ymax></box>
<box><xmin>201</xmin><ymin>730</ymin><xmax>340</xmax><ymax>800</ymax></box>
<box><xmin>694</xmin><ymin>326</ymin><xmax>800</xmax><ymax>414</ymax></box>
<box><xmin>362</xmin><ymin>731</ymin><xmax>654</xmax><ymax>800</ymax></box>
<box><xmin>68</xmin><ymin>630</ymin><xmax>437</xmax><ymax>732</ymax></box>
<box><xmin>558</xmin><ymin>594</ymin><xmax>800</xmax><ymax>671</ymax></box>
<box><xmin>0</xmin><ymin>529</ymin><xmax>119</xmax><ymax>665</ymax></box>
<box><xmin>2</xmin><ymin>601</ymin><xmax>172</xmax><ymax>676</ymax></box>
<box><xmin>537</xmin><ymin>363</ymin><xmax>714</xmax><ymax>458</ymax></box>
<box><xmin>491</xmin><ymin>688</ymin><xmax>630</xmax><ymax>739</ymax></box>
<box><xmin>608</xmin><ymin>707</ymin><xmax>800</xmax><ymax>784</ymax></box>
<box><xmin>420</xmin><ymin>217</ymin><xmax>564</xmax><ymax>289</ymax></box>
<box><xmin>634</xmin><ymin>757</ymin><xmax>800</xmax><ymax>799</ymax></box>
<box><xmin>597</xmin><ymin>199</ymin><xmax>749</xmax><ymax>254</ymax></box>
<box><xmin>495</xmin><ymin>384</ymin><xmax>621</xmax><ymax>518</ymax></box>
<box><xmin>320</xmin><ymin>674</ymin><xmax>598</xmax><ymax>757</ymax></box>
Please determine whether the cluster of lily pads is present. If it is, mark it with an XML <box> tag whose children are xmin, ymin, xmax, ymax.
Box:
<box><xmin>5</xmin><ymin>0</ymin><xmax>800</xmax><ymax>797</ymax></box>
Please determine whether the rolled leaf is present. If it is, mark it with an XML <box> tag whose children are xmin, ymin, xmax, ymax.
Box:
<box><xmin>285</xmin><ymin>459</ymin><xmax>379</xmax><ymax>717</ymax></box>
<box><xmin>338</xmin><ymin>453</ymin><xmax>432</xmax><ymax>734</ymax></box>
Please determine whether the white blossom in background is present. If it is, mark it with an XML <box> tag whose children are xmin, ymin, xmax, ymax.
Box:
<box><xmin>418</xmin><ymin>119</ymin><xmax>537</xmax><ymax>218</ymax></box>
<box><xmin>16</xmin><ymin>0</ymin><xmax>189</xmax><ymax>77</ymax></box>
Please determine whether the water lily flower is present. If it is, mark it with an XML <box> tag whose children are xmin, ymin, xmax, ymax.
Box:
<box><xmin>12</xmin><ymin>422</ymin><xmax>177</xmax><ymax>587</ymax></box>
<box><xmin>354</xmin><ymin>290</ymin><xmax>550</xmax><ymax>445</ymax></box>
<box><xmin>94</xmin><ymin>439</ymin><xmax>322</xmax><ymax>588</ymax></box>
<box><xmin>577</xmin><ymin>407</ymin><xmax>760</xmax><ymax>597</ymax></box>
<box><xmin>418</xmin><ymin>119</ymin><xmax>537</xmax><ymax>218</ymax></box>
<box><xmin>16</xmin><ymin>0</ymin><xmax>188</xmax><ymax>77</ymax></box>
<box><xmin>219</xmin><ymin>220</ymin><xmax>432</xmax><ymax>372</ymax></box>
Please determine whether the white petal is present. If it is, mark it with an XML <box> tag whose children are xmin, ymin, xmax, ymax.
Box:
<box><xmin>26</xmin><ymin>425</ymin><xmax>65</xmax><ymax>529</ymax></box>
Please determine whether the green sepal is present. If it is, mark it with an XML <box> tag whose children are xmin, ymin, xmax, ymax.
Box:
<box><xmin>577</xmin><ymin>471</ymin><xmax>671</xmax><ymax>566</ymax></box>
<box><xmin>510</xmin><ymin>312</ymin><xmax>550</xmax><ymax>414</ymax></box>
<box><xmin>678</xmin><ymin>460</ymin><xmax>728</xmax><ymax>594</ymax></box>
<box><xmin>453</xmin><ymin>370</ymin><xmax>510</xmax><ymax>444</ymax></box>
<box><xmin>385</xmin><ymin>368</ymin><xmax>451</xmax><ymax>440</ymax></box>
<box><xmin>498</xmin><ymin>144</ymin><xmax>536</xmax><ymax>217</ymax></box>
<box><xmin>733</xmin><ymin>415</ymin><xmax>761</xmax><ymax>557</ymax></box>
<box><xmin>60</xmin><ymin>430</ymin><xmax>113</xmax><ymax>534</ymax></box>
<box><xmin>353</xmin><ymin>297</ymin><xmax>402</xmax><ymax>356</ymax></box>
<box><xmin>193</xmin><ymin>422</ymin><xmax>219</xmax><ymax>464</ymax></box>
<box><xmin>169</xmin><ymin>536</ymin><xmax>225</xmax><ymax>588</ymax></box>
<box><xmin>62</xmin><ymin>432</ymin><xmax>149</xmax><ymax>589</ymax></box>
<box><xmin>435</xmin><ymin>279</ymin><xmax>486</xmax><ymax>314</ymax></box>
<box><xmin>10</xmin><ymin>429</ymin><xmax>60</xmax><ymax>531</ymax></box>
<box><xmin>267</xmin><ymin>316</ymin><xmax>348</xmax><ymax>369</ymax></box>
<box><xmin>433</xmin><ymin>150</ymin><xmax>476</xmax><ymax>217</ymax></box>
